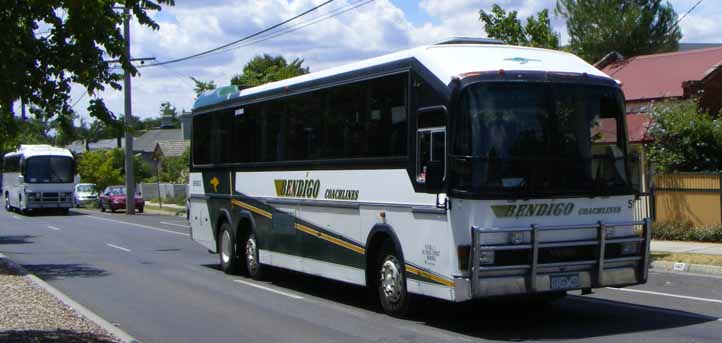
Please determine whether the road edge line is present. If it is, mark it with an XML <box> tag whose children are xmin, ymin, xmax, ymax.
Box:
<box><xmin>0</xmin><ymin>252</ymin><xmax>141</xmax><ymax>343</ymax></box>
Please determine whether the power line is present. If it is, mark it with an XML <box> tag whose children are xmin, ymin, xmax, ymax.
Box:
<box><xmin>201</xmin><ymin>0</ymin><xmax>376</xmax><ymax>59</ymax></box>
<box><xmin>140</xmin><ymin>0</ymin><xmax>335</xmax><ymax>68</ymax></box>
<box><xmin>672</xmin><ymin>0</ymin><xmax>704</xmax><ymax>31</ymax></box>
<box><xmin>71</xmin><ymin>90</ymin><xmax>88</xmax><ymax>108</ymax></box>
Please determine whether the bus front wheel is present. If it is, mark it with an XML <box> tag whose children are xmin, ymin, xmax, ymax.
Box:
<box><xmin>376</xmin><ymin>240</ymin><xmax>411</xmax><ymax>317</ymax></box>
<box><xmin>4</xmin><ymin>194</ymin><xmax>10</xmax><ymax>212</ymax></box>
<box><xmin>219</xmin><ymin>222</ymin><xmax>239</xmax><ymax>274</ymax></box>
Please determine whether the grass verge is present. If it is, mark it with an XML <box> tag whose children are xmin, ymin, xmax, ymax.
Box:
<box><xmin>144</xmin><ymin>204</ymin><xmax>185</xmax><ymax>216</ymax></box>
<box><xmin>651</xmin><ymin>251</ymin><xmax>722</xmax><ymax>267</ymax></box>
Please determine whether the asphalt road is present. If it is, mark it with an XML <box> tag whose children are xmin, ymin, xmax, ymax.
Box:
<box><xmin>1</xmin><ymin>208</ymin><xmax>721</xmax><ymax>343</ymax></box>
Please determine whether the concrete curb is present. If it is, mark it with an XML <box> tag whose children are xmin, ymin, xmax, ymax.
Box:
<box><xmin>0</xmin><ymin>253</ymin><xmax>140</xmax><ymax>343</ymax></box>
<box><xmin>651</xmin><ymin>260</ymin><xmax>722</xmax><ymax>277</ymax></box>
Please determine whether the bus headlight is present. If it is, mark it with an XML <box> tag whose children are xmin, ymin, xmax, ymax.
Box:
<box><xmin>620</xmin><ymin>242</ymin><xmax>638</xmax><ymax>255</ymax></box>
<box><xmin>509</xmin><ymin>232</ymin><xmax>524</xmax><ymax>245</ymax></box>
<box><xmin>479</xmin><ymin>250</ymin><xmax>495</xmax><ymax>265</ymax></box>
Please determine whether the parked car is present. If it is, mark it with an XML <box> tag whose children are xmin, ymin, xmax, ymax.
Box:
<box><xmin>98</xmin><ymin>186</ymin><xmax>144</xmax><ymax>213</ymax></box>
<box><xmin>74</xmin><ymin>183</ymin><xmax>97</xmax><ymax>207</ymax></box>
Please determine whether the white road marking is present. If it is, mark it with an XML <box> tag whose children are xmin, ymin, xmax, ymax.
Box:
<box><xmin>573</xmin><ymin>296</ymin><xmax>720</xmax><ymax>321</ymax></box>
<box><xmin>160</xmin><ymin>221</ymin><xmax>189</xmax><ymax>228</ymax></box>
<box><xmin>87</xmin><ymin>215</ymin><xmax>189</xmax><ymax>237</ymax></box>
<box><xmin>106</xmin><ymin>243</ymin><xmax>131</xmax><ymax>252</ymax></box>
<box><xmin>233</xmin><ymin>279</ymin><xmax>304</xmax><ymax>300</ymax></box>
<box><xmin>47</xmin><ymin>226</ymin><xmax>61</xmax><ymax>231</ymax></box>
<box><xmin>607</xmin><ymin>287</ymin><xmax>722</xmax><ymax>305</ymax></box>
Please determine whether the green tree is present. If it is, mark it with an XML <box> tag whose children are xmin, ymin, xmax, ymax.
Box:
<box><xmin>190</xmin><ymin>77</ymin><xmax>217</xmax><ymax>99</ymax></box>
<box><xmin>157</xmin><ymin>148</ymin><xmax>189</xmax><ymax>183</ymax></box>
<box><xmin>647</xmin><ymin>100</ymin><xmax>722</xmax><ymax>173</ymax></box>
<box><xmin>159</xmin><ymin>101</ymin><xmax>180</xmax><ymax>128</ymax></box>
<box><xmin>1</xmin><ymin>118</ymin><xmax>51</xmax><ymax>153</ymax></box>
<box><xmin>556</xmin><ymin>0</ymin><xmax>681</xmax><ymax>63</ymax></box>
<box><xmin>0</xmin><ymin>1</ymin><xmax>175</xmax><ymax>150</ymax></box>
<box><xmin>479</xmin><ymin>4</ymin><xmax>560</xmax><ymax>49</ymax></box>
<box><xmin>77</xmin><ymin>148</ymin><xmax>150</xmax><ymax>191</ymax></box>
<box><xmin>231</xmin><ymin>54</ymin><xmax>309</xmax><ymax>88</ymax></box>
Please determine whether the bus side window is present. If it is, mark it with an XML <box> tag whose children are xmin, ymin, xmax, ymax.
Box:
<box><xmin>416</xmin><ymin>109</ymin><xmax>446</xmax><ymax>187</ymax></box>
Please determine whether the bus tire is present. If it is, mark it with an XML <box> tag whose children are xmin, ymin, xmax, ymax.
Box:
<box><xmin>4</xmin><ymin>193</ymin><xmax>10</xmax><ymax>212</ymax></box>
<box><xmin>244</xmin><ymin>232</ymin><xmax>263</xmax><ymax>280</ymax></box>
<box><xmin>376</xmin><ymin>240</ymin><xmax>410</xmax><ymax>317</ymax></box>
<box><xmin>219</xmin><ymin>222</ymin><xmax>239</xmax><ymax>274</ymax></box>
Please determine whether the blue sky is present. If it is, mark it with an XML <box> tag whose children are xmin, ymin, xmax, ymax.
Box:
<box><xmin>66</xmin><ymin>0</ymin><xmax>722</xmax><ymax>122</ymax></box>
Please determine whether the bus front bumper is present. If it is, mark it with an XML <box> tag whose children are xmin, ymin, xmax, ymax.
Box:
<box><xmin>26</xmin><ymin>192</ymin><xmax>74</xmax><ymax>209</ymax></box>
<box><xmin>454</xmin><ymin>219</ymin><xmax>651</xmax><ymax>302</ymax></box>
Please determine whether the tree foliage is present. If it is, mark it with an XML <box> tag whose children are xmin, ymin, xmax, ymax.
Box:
<box><xmin>0</xmin><ymin>118</ymin><xmax>52</xmax><ymax>153</ymax></box>
<box><xmin>479</xmin><ymin>4</ymin><xmax>560</xmax><ymax>49</ymax></box>
<box><xmin>0</xmin><ymin>1</ymin><xmax>175</xmax><ymax>148</ymax></box>
<box><xmin>77</xmin><ymin>148</ymin><xmax>150</xmax><ymax>191</ymax></box>
<box><xmin>556</xmin><ymin>0</ymin><xmax>681</xmax><ymax>63</ymax></box>
<box><xmin>190</xmin><ymin>77</ymin><xmax>217</xmax><ymax>99</ymax></box>
<box><xmin>157</xmin><ymin>148</ymin><xmax>189</xmax><ymax>183</ymax></box>
<box><xmin>231</xmin><ymin>54</ymin><xmax>309</xmax><ymax>88</ymax></box>
<box><xmin>647</xmin><ymin>100</ymin><xmax>722</xmax><ymax>173</ymax></box>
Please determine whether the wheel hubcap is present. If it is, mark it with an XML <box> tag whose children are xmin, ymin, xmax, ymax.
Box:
<box><xmin>380</xmin><ymin>257</ymin><xmax>402</xmax><ymax>303</ymax></box>
<box><xmin>221</xmin><ymin>231</ymin><xmax>232</xmax><ymax>264</ymax></box>
<box><xmin>246</xmin><ymin>235</ymin><xmax>258</xmax><ymax>274</ymax></box>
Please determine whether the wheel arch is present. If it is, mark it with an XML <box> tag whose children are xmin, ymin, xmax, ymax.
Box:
<box><xmin>365</xmin><ymin>224</ymin><xmax>405</xmax><ymax>286</ymax></box>
<box><xmin>234</xmin><ymin>210</ymin><xmax>256</xmax><ymax>242</ymax></box>
<box><xmin>214</xmin><ymin>208</ymin><xmax>234</xmax><ymax>250</ymax></box>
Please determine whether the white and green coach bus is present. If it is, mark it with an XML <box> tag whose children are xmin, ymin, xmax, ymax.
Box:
<box><xmin>188</xmin><ymin>38</ymin><xmax>650</xmax><ymax>316</ymax></box>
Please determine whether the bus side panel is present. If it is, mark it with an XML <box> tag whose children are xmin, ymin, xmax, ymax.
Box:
<box><xmin>189</xmin><ymin>172</ymin><xmax>216</xmax><ymax>252</ymax></box>
<box><xmin>359</xmin><ymin>207</ymin><xmax>456</xmax><ymax>301</ymax></box>
<box><xmin>5</xmin><ymin>172</ymin><xmax>20</xmax><ymax>208</ymax></box>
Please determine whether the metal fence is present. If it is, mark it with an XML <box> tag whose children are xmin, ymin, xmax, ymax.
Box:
<box><xmin>138</xmin><ymin>183</ymin><xmax>187</xmax><ymax>202</ymax></box>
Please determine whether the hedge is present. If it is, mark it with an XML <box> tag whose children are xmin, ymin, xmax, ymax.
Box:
<box><xmin>652</xmin><ymin>221</ymin><xmax>722</xmax><ymax>242</ymax></box>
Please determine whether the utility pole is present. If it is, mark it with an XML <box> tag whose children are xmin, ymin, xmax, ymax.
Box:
<box><xmin>123</xmin><ymin>7</ymin><xmax>136</xmax><ymax>215</ymax></box>
<box><xmin>114</xmin><ymin>6</ymin><xmax>154</xmax><ymax>215</ymax></box>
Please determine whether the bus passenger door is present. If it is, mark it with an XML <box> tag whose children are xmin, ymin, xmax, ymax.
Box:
<box><xmin>415</xmin><ymin>106</ymin><xmax>447</xmax><ymax>193</ymax></box>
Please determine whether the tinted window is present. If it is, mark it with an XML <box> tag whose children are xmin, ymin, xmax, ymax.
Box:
<box><xmin>194</xmin><ymin>73</ymin><xmax>408</xmax><ymax>165</ymax></box>
<box><xmin>212</xmin><ymin>110</ymin><xmax>234</xmax><ymax>163</ymax></box>
<box><xmin>24</xmin><ymin>156</ymin><xmax>75</xmax><ymax>183</ymax></box>
<box><xmin>192</xmin><ymin>114</ymin><xmax>211</xmax><ymax>165</ymax></box>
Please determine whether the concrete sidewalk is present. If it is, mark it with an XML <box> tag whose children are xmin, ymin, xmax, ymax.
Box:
<box><xmin>651</xmin><ymin>240</ymin><xmax>722</xmax><ymax>255</ymax></box>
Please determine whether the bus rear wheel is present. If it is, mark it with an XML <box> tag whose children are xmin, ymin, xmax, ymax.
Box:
<box><xmin>4</xmin><ymin>194</ymin><xmax>10</xmax><ymax>212</ymax></box>
<box><xmin>244</xmin><ymin>232</ymin><xmax>263</xmax><ymax>280</ymax></box>
<box><xmin>219</xmin><ymin>222</ymin><xmax>239</xmax><ymax>274</ymax></box>
<box><xmin>376</xmin><ymin>240</ymin><xmax>410</xmax><ymax>317</ymax></box>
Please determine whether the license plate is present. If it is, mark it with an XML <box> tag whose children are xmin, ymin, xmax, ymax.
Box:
<box><xmin>550</xmin><ymin>274</ymin><xmax>580</xmax><ymax>290</ymax></box>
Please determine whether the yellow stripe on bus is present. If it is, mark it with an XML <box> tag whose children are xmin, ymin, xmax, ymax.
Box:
<box><xmin>231</xmin><ymin>199</ymin><xmax>272</xmax><ymax>219</ymax></box>
<box><xmin>294</xmin><ymin>223</ymin><xmax>365</xmax><ymax>255</ymax></box>
<box><xmin>405</xmin><ymin>265</ymin><xmax>455</xmax><ymax>287</ymax></box>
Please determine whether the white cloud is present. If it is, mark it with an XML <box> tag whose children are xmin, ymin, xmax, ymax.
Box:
<box><xmin>70</xmin><ymin>0</ymin><xmax>720</xmax><ymax>124</ymax></box>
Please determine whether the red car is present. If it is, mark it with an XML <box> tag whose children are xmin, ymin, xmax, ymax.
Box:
<box><xmin>98</xmin><ymin>186</ymin><xmax>144</xmax><ymax>213</ymax></box>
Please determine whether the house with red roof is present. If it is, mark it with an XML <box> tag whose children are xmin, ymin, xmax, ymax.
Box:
<box><xmin>593</xmin><ymin>47</ymin><xmax>722</xmax><ymax>193</ymax></box>
<box><xmin>596</xmin><ymin>47</ymin><xmax>722</xmax><ymax>115</ymax></box>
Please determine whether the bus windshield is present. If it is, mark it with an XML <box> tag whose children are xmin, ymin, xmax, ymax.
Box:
<box><xmin>450</xmin><ymin>82</ymin><xmax>631</xmax><ymax>198</ymax></box>
<box><xmin>24</xmin><ymin>156</ymin><xmax>75</xmax><ymax>184</ymax></box>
